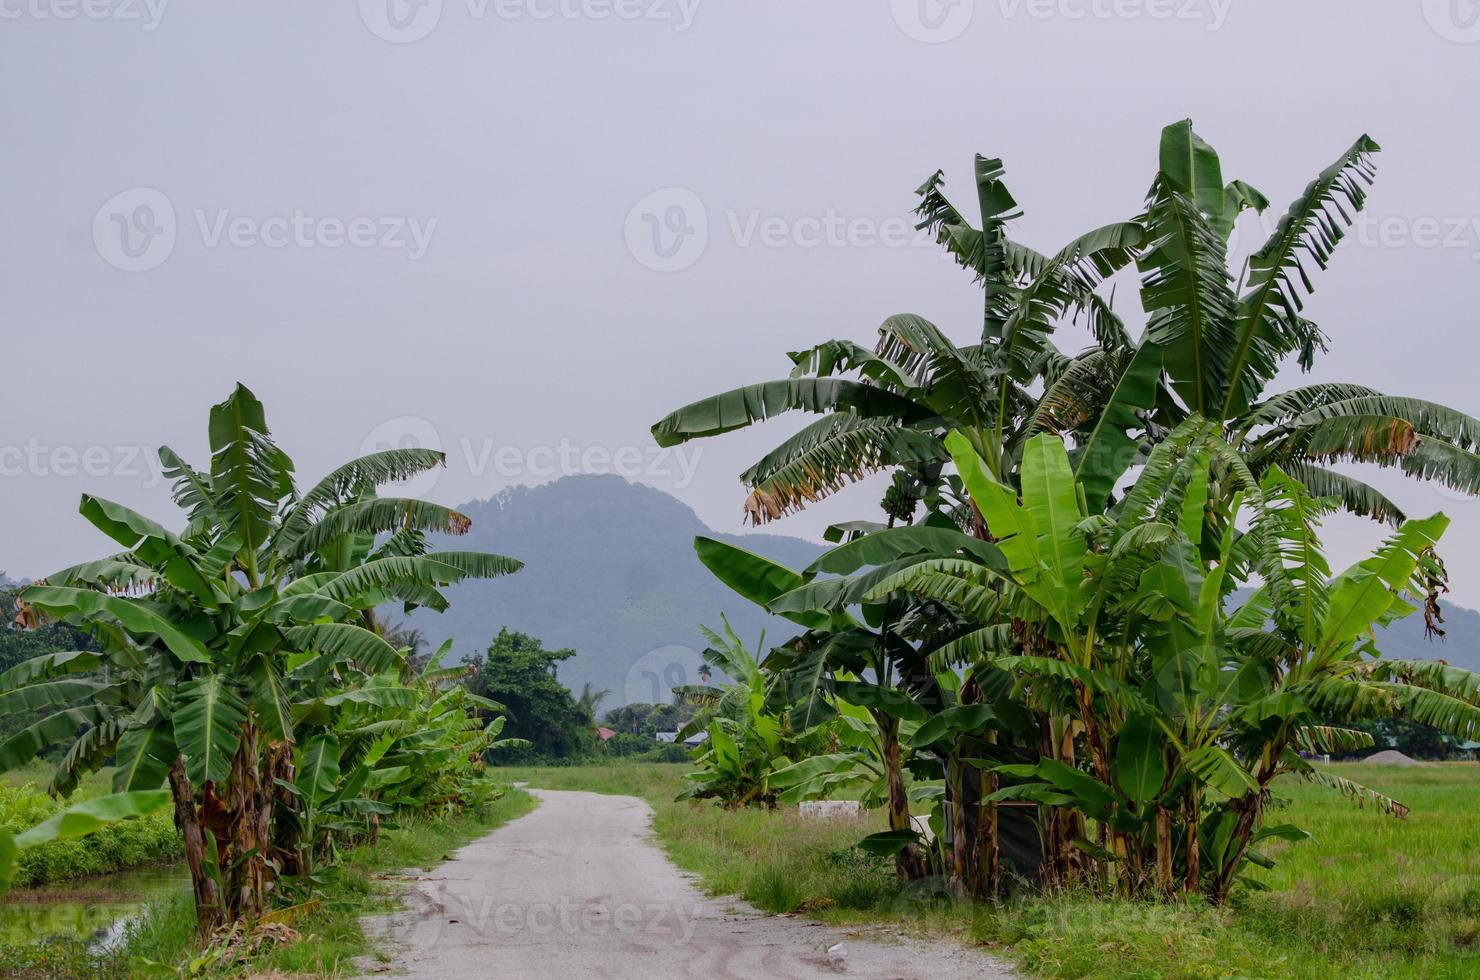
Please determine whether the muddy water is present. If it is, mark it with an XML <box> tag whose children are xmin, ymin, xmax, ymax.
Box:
<box><xmin>0</xmin><ymin>864</ymin><xmax>190</xmax><ymax>950</ymax></box>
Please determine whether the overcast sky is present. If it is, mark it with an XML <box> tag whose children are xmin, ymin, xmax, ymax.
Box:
<box><xmin>3</xmin><ymin>1</ymin><xmax>1479</xmax><ymax>606</ymax></box>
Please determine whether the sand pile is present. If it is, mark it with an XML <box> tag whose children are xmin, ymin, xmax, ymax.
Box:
<box><xmin>1362</xmin><ymin>749</ymin><xmax>1423</xmax><ymax>767</ymax></box>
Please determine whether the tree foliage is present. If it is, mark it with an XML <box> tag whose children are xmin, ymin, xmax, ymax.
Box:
<box><xmin>466</xmin><ymin>629</ymin><xmax>595</xmax><ymax>764</ymax></box>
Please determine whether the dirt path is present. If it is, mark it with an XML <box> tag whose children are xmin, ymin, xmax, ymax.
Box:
<box><xmin>361</xmin><ymin>788</ymin><xmax>1012</xmax><ymax>979</ymax></box>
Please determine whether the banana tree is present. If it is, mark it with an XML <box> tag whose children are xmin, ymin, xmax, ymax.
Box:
<box><xmin>7</xmin><ymin>384</ymin><xmax>521</xmax><ymax>931</ymax></box>
<box><xmin>281</xmin><ymin>640</ymin><xmax>522</xmax><ymax>877</ymax></box>
<box><xmin>889</xmin><ymin>428</ymin><xmax>1480</xmax><ymax>901</ymax></box>
<box><xmin>696</xmin><ymin>529</ymin><xmax>1014</xmax><ymax>880</ymax></box>
<box><xmin>673</xmin><ymin>618</ymin><xmax>810</xmax><ymax>808</ymax></box>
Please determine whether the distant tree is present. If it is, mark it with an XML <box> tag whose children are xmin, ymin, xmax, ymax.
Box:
<box><xmin>381</xmin><ymin>619</ymin><xmax>430</xmax><ymax>669</ymax></box>
<box><xmin>0</xmin><ymin>622</ymin><xmax>97</xmax><ymax>744</ymax></box>
<box><xmin>0</xmin><ymin>572</ymin><xmax>18</xmax><ymax>626</ymax></box>
<box><xmin>1338</xmin><ymin>718</ymin><xmax>1459</xmax><ymax>760</ymax></box>
<box><xmin>600</xmin><ymin>701</ymin><xmax>697</xmax><ymax>736</ymax></box>
<box><xmin>578</xmin><ymin>682</ymin><xmax>611</xmax><ymax>718</ymax></box>
<box><xmin>466</xmin><ymin>628</ymin><xmax>594</xmax><ymax>763</ymax></box>
<box><xmin>0</xmin><ymin>573</ymin><xmax>97</xmax><ymax>744</ymax></box>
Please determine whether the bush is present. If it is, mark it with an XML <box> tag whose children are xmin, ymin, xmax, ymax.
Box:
<box><xmin>639</xmin><ymin>743</ymin><xmax>693</xmax><ymax>764</ymax></box>
<box><xmin>0</xmin><ymin>781</ymin><xmax>182</xmax><ymax>888</ymax></box>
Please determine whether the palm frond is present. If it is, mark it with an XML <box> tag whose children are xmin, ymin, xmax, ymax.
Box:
<box><xmin>1220</xmin><ymin>136</ymin><xmax>1380</xmax><ymax>420</ymax></box>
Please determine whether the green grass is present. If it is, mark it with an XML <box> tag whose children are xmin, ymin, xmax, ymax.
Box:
<box><xmin>500</xmin><ymin>760</ymin><xmax>1480</xmax><ymax>979</ymax></box>
<box><xmin>0</xmin><ymin>766</ymin><xmax>182</xmax><ymax>887</ymax></box>
<box><xmin>0</xmin><ymin>788</ymin><xmax>538</xmax><ymax>978</ymax></box>
<box><xmin>1237</xmin><ymin>763</ymin><xmax>1480</xmax><ymax>973</ymax></box>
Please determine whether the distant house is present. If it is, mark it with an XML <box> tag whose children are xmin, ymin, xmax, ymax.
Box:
<box><xmin>596</xmin><ymin>727</ymin><xmax>617</xmax><ymax>743</ymax></box>
<box><xmin>1458</xmin><ymin>740</ymin><xmax>1480</xmax><ymax>761</ymax></box>
<box><xmin>655</xmin><ymin>731</ymin><xmax>709</xmax><ymax>747</ymax></box>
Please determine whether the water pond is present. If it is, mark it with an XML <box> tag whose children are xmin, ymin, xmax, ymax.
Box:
<box><xmin>0</xmin><ymin>864</ymin><xmax>190</xmax><ymax>951</ymax></box>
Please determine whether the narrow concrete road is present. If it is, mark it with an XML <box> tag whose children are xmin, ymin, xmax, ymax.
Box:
<box><xmin>361</xmin><ymin>789</ymin><xmax>1012</xmax><ymax>979</ymax></box>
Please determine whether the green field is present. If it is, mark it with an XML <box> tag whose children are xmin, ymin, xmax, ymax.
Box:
<box><xmin>500</xmin><ymin>760</ymin><xmax>1480</xmax><ymax>979</ymax></box>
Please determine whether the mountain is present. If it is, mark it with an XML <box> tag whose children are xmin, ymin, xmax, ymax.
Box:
<box><xmin>1373</xmin><ymin>602</ymin><xmax>1480</xmax><ymax>673</ymax></box>
<box><xmin>1223</xmin><ymin>588</ymin><xmax>1479</xmax><ymax>673</ymax></box>
<box><xmin>404</xmin><ymin>475</ymin><xmax>827</xmax><ymax>705</ymax></box>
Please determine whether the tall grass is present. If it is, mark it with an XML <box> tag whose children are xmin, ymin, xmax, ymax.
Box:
<box><xmin>1237</xmin><ymin>762</ymin><xmax>1480</xmax><ymax>969</ymax></box>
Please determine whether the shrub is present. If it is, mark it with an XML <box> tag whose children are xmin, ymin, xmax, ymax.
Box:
<box><xmin>0</xmin><ymin>781</ymin><xmax>182</xmax><ymax>888</ymax></box>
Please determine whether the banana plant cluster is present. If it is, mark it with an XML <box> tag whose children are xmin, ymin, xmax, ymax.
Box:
<box><xmin>671</xmin><ymin>617</ymin><xmax>827</xmax><ymax>808</ymax></box>
<box><xmin>1</xmin><ymin>385</ymin><xmax>522</xmax><ymax>930</ymax></box>
<box><xmin>654</xmin><ymin>121</ymin><xmax>1480</xmax><ymax>902</ymax></box>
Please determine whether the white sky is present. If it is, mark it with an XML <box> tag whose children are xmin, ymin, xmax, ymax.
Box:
<box><xmin>3</xmin><ymin>1</ymin><xmax>1478</xmax><ymax>601</ymax></box>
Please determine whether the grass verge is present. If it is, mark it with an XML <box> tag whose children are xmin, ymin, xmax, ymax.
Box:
<box><xmin>498</xmin><ymin>761</ymin><xmax>1480</xmax><ymax>979</ymax></box>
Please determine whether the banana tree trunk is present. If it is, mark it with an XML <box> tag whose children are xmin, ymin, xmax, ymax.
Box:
<box><xmin>973</xmin><ymin>770</ymin><xmax>1000</xmax><ymax>900</ymax></box>
<box><xmin>268</xmin><ymin>741</ymin><xmax>302</xmax><ymax>878</ymax></box>
<box><xmin>1183</xmin><ymin>789</ymin><xmax>1201</xmax><ymax>894</ymax></box>
<box><xmin>224</xmin><ymin>722</ymin><xmax>271</xmax><ymax>921</ymax></box>
<box><xmin>1208</xmin><ymin>757</ymin><xmax>1278</xmax><ymax>903</ymax></box>
<box><xmin>1155</xmin><ymin>805</ymin><xmax>1174</xmax><ymax>898</ymax></box>
<box><xmin>168</xmin><ymin>756</ymin><xmax>222</xmax><ymax>934</ymax></box>
<box><xmin>946</xmin><ymin>754</ymin><xmax>970</xmax><ymax>894</ymax></box>
<box><xmin>880</xmin><ymin>714</ymin><xmax>924</xmax><ymax>882</ymax></box>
